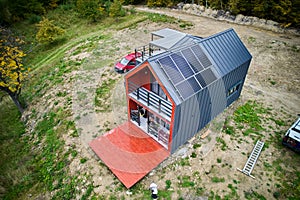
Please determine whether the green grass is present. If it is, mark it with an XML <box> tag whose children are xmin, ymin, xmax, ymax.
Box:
<box><xmin>165</xmin><ymin>179</ymin><xmax>172</xmax><ymax>189</ymax></box>
<box><xmin>224</xmin><ymin>125</ymin><xmax>235</xmax><ymax>135</ymax></box>
<box><xmin>179</xmin><ymin>157</ymin><xmax>190</xmax><ymax>166</ymax></box>
<box><xmin>211</xmin><ymin>177</ymin><xmax>225</xmax><ymax>183</ymax></box>
<box><xmin>193</xmin><ymin>143</ymin><xmax>201</xmax><ymax>149</ymax></box>
<box><xmin>244</xmin><ymin>190</ymin><xmax>266</xmax><ymax>200</ymax></box>
<box><xmin>179</xmin><ymin>175</ymin><xmax>195</xmax><ymax>187</ymax></box>
<box><xmin>0</xmin><ymin>100</ymin><xmax>27</xmax><ymax>199</ymax></box>
<box><xmin>225</xmin><ymin>184</ymin><xmax>239</xmax><ymax>199</ymax></box>
<box><xmin>0</xmin><ymin>104</ymin><xmax>84</xmax><ymax>199</ymax></box>
<box><xmin>223</xmin><ymin>100</ymin><xmax>300</xmax><ymax>199</ymax></box>
<box><xmin>247</xmin><ymin>36</ymin><xmax>256</xmax><ymax>43</ymax></box>
<box><xmin>191</xmin><ymin>152</ymin><xmax>197</xmax><ymax>158</ymax></box>
<box><xmin>95</xmin><ymin>78</ymin><xmax>119</xmax><ymax>112</ymax></box>
<box><xmin>233</xmin><ymin>100</ymin><xmax>266</xmax><ymax>131</ymax></box>
<box><xmin>217</xmin><ymin>137</ymin><xmax>228</xmax><ymax>150</ymax></box>
<box><xmin>25</xmin><ymin>61</ymin><xmax>74</xmax><ymax>101</ymax></box>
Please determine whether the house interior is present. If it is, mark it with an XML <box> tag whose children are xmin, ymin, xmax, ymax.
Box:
<box><xmin>126</xmin><ymin>66</ymin><xmax>172</xmax><ymax>149</ymax></box>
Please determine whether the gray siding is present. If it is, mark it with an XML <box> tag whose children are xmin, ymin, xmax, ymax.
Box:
<box><xmin>171</xmin><ymin>78</ymin><xmax>229</xmax><ymax>153</ymax></box>
<box><xmin>224</xmin><ymin>60</ymin><xmax>251</xmax><ymax>106</ymax></box>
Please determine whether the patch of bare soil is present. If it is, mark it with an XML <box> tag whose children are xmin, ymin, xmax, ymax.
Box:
<box><xmin>26</xmin><ymin>8</ymin><xmax>299</xmax><ymax>199</ymax></box>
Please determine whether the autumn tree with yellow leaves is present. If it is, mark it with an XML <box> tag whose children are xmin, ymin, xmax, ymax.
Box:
<box><xmin>36</xmin><ymin>17</ymin><xmax>65</xmax><ymax>44</ymax></box>
<box><xmin>0</xmin><ymin>27</ymin><xmax>29</xmax><ymax>113</ymax></box>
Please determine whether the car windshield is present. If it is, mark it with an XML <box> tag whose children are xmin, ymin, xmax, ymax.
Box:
<box><xmin>120</xmin><ymin>58</ymin><xmax>130</xmax><ymax>65</ymax></box>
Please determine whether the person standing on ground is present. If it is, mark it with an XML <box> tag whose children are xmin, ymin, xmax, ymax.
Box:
<box><xmin>149</xmin><ymin>182</ymin><xmax>158</xmax><ymax>200</ymax></box>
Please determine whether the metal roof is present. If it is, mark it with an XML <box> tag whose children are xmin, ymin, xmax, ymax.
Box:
<box><xmin>150</xmin><ymin>28</ymin><xmax>187</xmax><ymax>50</ymax></box>
<box><xmin>148</xmin><ymin>28</ymin><xmax>252</xmax><ymax>104</ymax></box>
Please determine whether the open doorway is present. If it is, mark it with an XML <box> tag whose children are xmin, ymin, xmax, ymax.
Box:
<box><xmin>129</xmin><ymin>100</ymin><xmax>170</xmax><ymax>149</ymax></box>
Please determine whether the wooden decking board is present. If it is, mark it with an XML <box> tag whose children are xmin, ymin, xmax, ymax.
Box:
<box><xmin>89</xmin><ymin>121</ymin><xmax>169</xmax><ymax>188</ymax></box>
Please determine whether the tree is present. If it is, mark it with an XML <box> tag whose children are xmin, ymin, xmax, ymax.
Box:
<box><xmin>76</xmin><ymin>0</ymin><xmax>106</xmax><ymax>22</ymax></box>
<box><xmin>109</xmin><ymin>0</ymin><xmax>125</xmax><ymax>18</ymax></box>
<box><xmin>36</xmin><ymin>17</ymin><xmax>65</xmax><ymax>44</ymax></box>
<box><xmin>147</xmin><ymin>0</ymin><xmax>173</xmax><ymax>7</ymax></box>
<box><xmin>0</xmin><ymin>27</ymin><xmax>29</xmax><ymax>113</ymax></box>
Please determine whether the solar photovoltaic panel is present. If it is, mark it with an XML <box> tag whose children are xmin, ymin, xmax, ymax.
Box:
<box><xmin>157</xmin><ymin>44</ymin><xmax>218</xmax><ymax>100</ymax></box>
<box><xmin>158</xmin><ymin>56</ymin><xmax>184</xmax><ymax>84</ymax></box>
<box><xmin>176</xmin><ymin>81</ymin><xmax>194</xmax><ymax>99</ymax></box>
<box><xmin>181</xmin><ymin>48</ymin><xmax>204</xmax><ymax>72</ymax></box>
<box><xmin>170</xmin><ymin>53</ymin><xmax>194</xmax><ymax>78</ymax></box>
<box><xmin>195</xmin><ymin>68</ymin><xmax>217</xmax><ymax>88</ymax></box>
<box><xmin>187</xmin><ymin>76</ymin><xmax>202</xmax><ymax>92</ymax></box>
<box><xmin>191</xmin><ymin>45</ymin><xmax>212</xmax><ymax>68</ymax></box>
<box><xmin>195</xmin><ymin>73</ymin><xmax>207</xmax><ymax>88</ymax></box>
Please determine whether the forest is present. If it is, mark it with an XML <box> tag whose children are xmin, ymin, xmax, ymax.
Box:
<box><xmin>0</xmin><ymin>0</ymin><xmax>299</xmax><ymax>28</ymax></box>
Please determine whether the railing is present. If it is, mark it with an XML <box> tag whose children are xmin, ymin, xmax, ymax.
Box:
<box><xmin>135</xmin><ymin>45</ymin><xmax>150</xmax><ymax>62</ymax></box>
<box><xmin>128</xmin><ymin>82</ymin><xmax>172</xmax><ymax>118</ymax></box>
<box><xmin>135</xmin><ymin>45</ymin><xmax>162</xmax><ymax>62</ymax></box>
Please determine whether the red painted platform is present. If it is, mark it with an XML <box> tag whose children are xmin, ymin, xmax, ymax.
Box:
<box><xmin>89</xmin><ymin>121</ymin><xmax>170</xmax><ymax>188</ymax></box>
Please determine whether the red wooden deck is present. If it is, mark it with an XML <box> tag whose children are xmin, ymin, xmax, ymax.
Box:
<box><xmin>89</xmin><ymin>121</ymin><xmax>170</xmax><ymax>188</ymax></box>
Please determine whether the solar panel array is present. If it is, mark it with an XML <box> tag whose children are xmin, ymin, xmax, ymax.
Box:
<box><xmin>157</xmin><ymin>45</ymin><xmax>218</xmax><ymax>100</ymax></box>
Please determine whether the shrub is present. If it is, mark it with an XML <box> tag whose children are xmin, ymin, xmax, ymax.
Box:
<box><xmin>36</xmin><ymin>17</ymin><xmax>65</xmax><ymax>44</ymax></box>
<box><xmin>109</xmin><ymin>0</ymin><xmax>126</xmax><ymax>18</ymax></box>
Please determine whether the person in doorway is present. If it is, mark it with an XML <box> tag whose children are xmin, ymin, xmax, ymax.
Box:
<box><xmin>138</xmin><ymin>106</ymin><xmax>147</xmax><ymax>118</ymax></box>
<box><xmin>149</xmin><ymin>182</ymin><xmax>158</xmax><ymax>200</ymax></box>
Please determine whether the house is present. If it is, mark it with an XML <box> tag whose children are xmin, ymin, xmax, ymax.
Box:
<box><xmin>89</xmin><ymin>28</ymin><xmax>252</xmax><ymax>188</ymax></box>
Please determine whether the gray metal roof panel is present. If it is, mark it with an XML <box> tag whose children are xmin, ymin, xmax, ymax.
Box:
<box><xmin>170</xmin><ymin>35</ymin><xmax>203</xmax><ymax>49</ymax></box>
<box><xmin>150</xmin><ymin>28</ymin><xmax>187</xmax><ymax>50</ymax></box>
<box><xmin>200</xmin><ymin>29</ymin><xmax>252</xmax><ymax>76</ymax></box>
<box><xmin>151</xmin><ymin>28</ymin><xmax>185</xmax><ymax>38</ymax></box>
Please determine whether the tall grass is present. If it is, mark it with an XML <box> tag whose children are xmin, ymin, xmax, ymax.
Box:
<box><xmin>0</xmin><ymin>99</ymin><xmax>28</xmax><ymax>199</ymax></box>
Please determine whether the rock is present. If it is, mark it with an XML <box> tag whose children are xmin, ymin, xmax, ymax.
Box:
<box><xmin>126</xmin><ymin>190</ymin><xmax>133</xmax><ymax>195</ymax></box>
<box><xmin>204</xmin><ymin>8</ymin><xmax>213</xmax><ymax>16</ymax></box>
<box><xmin>259</xmin><ymin>18</ymin><xmax>267</xmax><ymax>24</ymax></box>
<box><xmin>174</xmin><ymin>147</ymin><xmax>188</xmax><ymax>158</ymax></box>
<box><xmin>183</xmin><ymin>4</ymin><xmax>191</xmax><ymax>11</ymax></box>
<box><xmin>177</xmin><ymin>2</ymin><xmax>184</xmax><ymax>10</ymax></box>
<box><xmin>149</xmin><ymin>171</ymin><xmax>155</xmax><ymax>176</ymax></box>
<box><xmin>216</xmin><ymin>10</ymin><xmax>225</xmax><ymax>18</ymax></box>
<box><xmin>199</xmin><ymin>5</ymin><xmax>205</xmax><ymax>12</ymax></box>
<box><xmin>235</xmin><ymin>14</ymin><xmax>244</xmax><ymax>23</ymax></box>
<box><xmin>266</xmin><ymin>20</ymin><xmax>279</xmax><ymax>26</ymax></box>
<box><xmin>211</xmin><ymin>9</ymin><xmax>218</xmax><ymax>18</ymax></box>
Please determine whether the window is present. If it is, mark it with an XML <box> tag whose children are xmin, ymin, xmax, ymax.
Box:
<box><xmin>227</xmin><ymin>81</ymin><xmax>242</xmax><ymax>97</ymax></box>
<box><xmin>129</xmin><ymin>61</ymin><xmax>135</xmax><ymax>65</ymax></box>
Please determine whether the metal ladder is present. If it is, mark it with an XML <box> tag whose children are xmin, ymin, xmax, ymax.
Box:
<box><xmin>237</xmin><ymin>140</ymin><xmax>264</xmax><ymax>179</ymax></box>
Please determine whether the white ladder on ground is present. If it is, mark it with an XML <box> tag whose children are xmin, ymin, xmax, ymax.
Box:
<box><xmin>237</xmin><ymin>140</ymin><xmax>264</xmax><ymax>179</ymax></box>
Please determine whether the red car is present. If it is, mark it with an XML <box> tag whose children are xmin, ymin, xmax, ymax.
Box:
<box><xmin>114</xmin><ymin>52</ymin><xmax>142</xmax><ymax>73</ymax></box>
